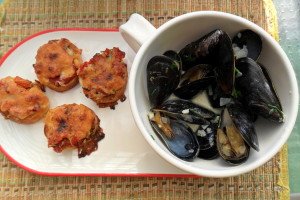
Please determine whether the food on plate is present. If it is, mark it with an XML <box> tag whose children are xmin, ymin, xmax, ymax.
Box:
<box><xmin>0</xmin><ymin>76</ymin><xmax>49</xmax><ymax>124</ymax></box>
<box><xmin>33</xmin><ymin>38</ymin><xmax>83</xmax><ymax>92</ymax></box>
<box><xmin>44</xmin><ymin>103</ymin><xmax>105</xmax><ymax>158</ymax></box>
<box><xmin>77</xmin><ymin>47</ymin><xmax>128</xmax><ymax>109</ymax></box>
<box><xmin>146</xmin><ymin>29</ymin><xmax>284</xmax><ymax>165</ymax></box>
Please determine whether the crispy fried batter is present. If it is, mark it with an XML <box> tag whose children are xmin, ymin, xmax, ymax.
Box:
<box><xmin>44</xmin><ymin>104</ymin><xmax>105</xmax><ymax>158</ymax></box>
<box><xmin>34</xmin><ymin>38</ymin><xmax>83</xmax><ymax>92</ymax></box>
<box><xmin>77</xmin><ymin>47</ymin><xmax>128</xmax><ymax>109</ymax></box>
<box><xmin>0</xmin><ymin>76</ymin><xmax>50</xmax><ymax>124</ymax></box>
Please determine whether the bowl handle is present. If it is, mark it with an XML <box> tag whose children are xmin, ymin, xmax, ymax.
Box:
<box><xmin>119</xmin><ymin>13</ymin><xmax>157</xmax><ymax>53</ymax></box>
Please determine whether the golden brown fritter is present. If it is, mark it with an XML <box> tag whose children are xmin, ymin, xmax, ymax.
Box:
<box><xmin>44</xmin><ymin>104</ymin><xmax>105</xmax><ymax>158</ymax></box>
<box><xmin>77</xmin><ymin>48</ymin><xmax>128</xmax><ymax>109</ymax></box>
<box><xmin>0</xmin><ymin>76</ymin><xmax>50</xmax><ymax>124</ymax></box>
<box><xmin>34</xmin><ymin>38</ymin><xmax>83</xmax><ymax>92</ymax></box>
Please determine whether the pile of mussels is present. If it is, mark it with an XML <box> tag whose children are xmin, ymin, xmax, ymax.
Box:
<box><xmin>146</xmin><ymin>29</ymin><xmax>284</xmax><ymax>165</ymax></box>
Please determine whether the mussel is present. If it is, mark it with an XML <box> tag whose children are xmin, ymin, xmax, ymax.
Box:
<box><xmin>232</xmin><ymin>29</ymin><xmax>262</xmax><ymax>61</ymax></box>
<box><xmin>148</xmin><ymin>111</ymin><xmax>200</xmax><ymax>161</ymax></box>
<box><xmin>179</xmin><ymin>29</ymin><xmax>226</xmax><ymax>70</ymax></box>
<box><xmin>179</xmin><ymin>29</ymin><xmax>235</xmax><ymax>95</ymax></box>
<box><xmin>173</xmin><ymin>64</ymin><xmax>215</xmax><ymax>99</ymax></box>
<box><xmin>153</xmin><ymin>99</ymin><xmax>217</xmax><ymax>125</ymax></box>
<box><xmin>145</xmin><ymin>28</ymin><xmax>284</xmax><ymax>166</ymax></box>
<box><xmin>147</xmin><ymin>55</ymin><xmax>180</xmax><ymax>106</ymax></box>
<box><xmin>217</xmin><ymin>126</ymin><xmax>250</xmax><ymax>165</ymax></box>
<box><xmin>212</xmin><ymin>30</ymin><xmax>235</xmax><ymax>95</ymax></box>
<box><xmin>151</xmin><ymin>99</ymin><xmax>219</xmax><ymax>160</ymax></box>
<box><xmin>235</xmin><ymin>57</ymin><xmax>284</xmax><ymax>123</ymax></box>
<box><xmin>217</xmin><ymin>100</ymin><xmax>258</xmax><ymax>165</ymax></box>
<box><xmin>226</xmin><ymin>101</ymin><xmax>259</xmax><ymax>151</ymax></box>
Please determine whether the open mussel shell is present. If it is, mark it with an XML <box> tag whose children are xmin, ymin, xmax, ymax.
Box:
<box><xmin>226</xmin><ymin>101</ymin><xmax>259</xmax><ymax>151</ymax></box>
<box><xmin>216</xmin><ymin>127</ymin><xmax>250</xmax><ymax>165</ymax></box>
<box><xmin>173</xmin><ymin>64</ymin><xmax>215</xmax><ymax>100</ymax></box>
<box><xmin>232</xmin><ymin>29</ymin><xmax>262</xmax><ymax>61</ymax></box>
<box><xmin>235</xmin><ymin>57</ymin><xmax>284</xmax><ymax>123</ymax></box>
<box><xmin>153</xmin><ymin>99</ymin><xmax>217</xmax><ymax>125</ymax></box>
<box><xmin>149</xmin><ymin>111</ymin><xmax>200</xmax><ymax>161</ymax></box>
<box><xmin>216</xmin><ymin>100</ymin><xmax>259</xmax><ymax>165</ymax></box>
<box><xmin>147</xmin><ymin>55</ymin><xmax>180</xmax><ymax>106</ymax></box>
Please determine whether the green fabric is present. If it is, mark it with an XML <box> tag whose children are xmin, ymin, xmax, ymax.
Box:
<box><xmin>274</xmin><ymin>0</ymin><xmax>300</xmax><ymax>193</ymax></box>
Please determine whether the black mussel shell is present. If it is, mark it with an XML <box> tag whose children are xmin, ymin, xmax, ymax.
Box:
<box><xmin>213</xmin><ymin>31</ymin><xmax>235</xmax><ymax>95</ymax></box>
<box><xmin>226</xmin><ymin>101</ymin><xmax>259</xmax><ymax>151</ymax></box>
<box><xmin>163</xmin><ymin>50</ymin><xmax>182</xmax><ymax>71</ymax></box>
<box><xmin>195</xmin><ymin>122</ymin><xmax>219</xmax><ymax>160</ymax></box>
<box><xmin>147</xmin><ymin>55</ymin><xmax>180</xmax><ymax>106</ymax></box>
<box><xmin>154</xmin><ymin>99</ymin><xmax>217</xmax><ymax>125</ymax></box>
<box><xmin>179</xmin><ymin>29</ymin><xmax>235</xmax><ymax>95</ymax></box>
<box><xmin>179</xmin><ymin>64</ymin><xmax>212</xmax><ymax>86</ymax></box>
<box><xmin>179</xmin><ymin>29</ymin><xmax>226</xmax><ymax>71</ymax></box>
<box><xmin>174</xmin><ymin>76</ymin><xmax>215</xmax><ymax>100</ymax></box>
<box><xmin>149</xmin><ymin>113</ymin><xmax>200</xmax><ymax>161</ymax></box>
<box><xmin>259</xmin><ymin>63</ymin><xmax>282</xmax><ymax>111</ymax></box>
<box><xmin>174</xmin><ymin>64</ymin><xmax>215</xmax><ymax>100</ymax></box>
<box><xmin>235</xmin><ymin>57</ymin><xmax>284</xmax><ymax>123</ymax></box>
<box><xmin>206</xmin><ymin>81</ymin><xmax>233</xmax><ymax>108</ymax></box>
<box><xmin>232</xmin><ymin>29</ymin><xmax>262</xmax><ymax>61</ymax></box>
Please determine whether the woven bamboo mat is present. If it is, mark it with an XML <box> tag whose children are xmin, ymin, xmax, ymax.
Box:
<box><xmin>0</xmin><ymin>0</ymin><xmax>289</xmax><ymax>199</ymax></box>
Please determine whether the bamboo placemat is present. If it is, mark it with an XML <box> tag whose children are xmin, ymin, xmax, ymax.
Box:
<box><xmin>0</xmin><ymin>0</ymin><xmax>289</xmax><ymax>199</ymax></box>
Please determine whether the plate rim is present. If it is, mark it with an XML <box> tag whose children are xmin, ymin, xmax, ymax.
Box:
<box><xmin>0</xmin><ymin>28</ymin><xmax>198</xmax><ymax>178</ymax></box>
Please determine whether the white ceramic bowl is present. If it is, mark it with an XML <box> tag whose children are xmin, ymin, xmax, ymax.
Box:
<box><xmin>120</xmin><ymin>11</ymin><xmax>299</xmax><ymax>177</ymax></box>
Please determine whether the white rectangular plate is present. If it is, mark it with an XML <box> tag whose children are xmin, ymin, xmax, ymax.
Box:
<box><xmin>0</xmin><ymin>28</ymin><xmax>193</xmax><ymax>176</ymax></box>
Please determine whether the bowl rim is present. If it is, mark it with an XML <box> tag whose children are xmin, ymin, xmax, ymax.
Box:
<box><xmin>128</xmin><ymin>11</ymin><xmax>299</xmax><ymax>177</ymax></box>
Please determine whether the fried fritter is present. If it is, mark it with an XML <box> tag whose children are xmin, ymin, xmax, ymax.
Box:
<box><xmin>34</xmin><ymin>38</ymin><xmax>82</xmax><ymax>92</ymax></box>
<box><xmin>0</xmin><ymin>76</ymin><xmax>50</xmax><ymax>124</ymax></box>
<box><xmin>44</xmin><ymin>103</ymin><xmax>105</xmax><ymax>158</ymax></box>
<box><xmin>77</xmin><ymin>48</ymin><xmax>128</xmax><ymax>109</ymax></box>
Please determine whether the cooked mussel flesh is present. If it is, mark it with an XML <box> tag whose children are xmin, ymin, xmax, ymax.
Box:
<box><xmin>216</xmin><ymin>99</ymin><xmax>260</xmax><ymax>165</ymax></box>
<box><xmin>217</xmin><ymin>126</ymin><xmax>250</xmax><ymax>165</ymax></box>
<box><xmin>148</xmin><ymin>111</ymin><xmax>200</xmax><ymax>161</ymax></box>
<box><xmin>216</xmin><ymin>102</ymin><xmax>258</xmax><ymax>165</ymax></box>
<box><xmin>226</xmin><ymin>101</ymin><xmax>259</xmax><ymax>151</ymax></box>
